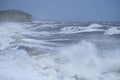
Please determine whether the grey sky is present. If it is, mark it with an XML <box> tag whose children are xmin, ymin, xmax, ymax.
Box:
<box><xmin>0</xmin><ymin>0</ymin><xmax>120</xmax><ymax>21</ymax></box>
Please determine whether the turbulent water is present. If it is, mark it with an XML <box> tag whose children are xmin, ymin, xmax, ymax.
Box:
<box><xmin>0</xmin><ymin>22</ymin><xmax>120</xmax><ymax>80</ymax></box>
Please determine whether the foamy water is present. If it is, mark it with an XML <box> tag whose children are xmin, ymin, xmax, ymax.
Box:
<box><xmin>0</xmin><ymin>22</ymin><xmax>120</xmax><ymax>80</ymax></box>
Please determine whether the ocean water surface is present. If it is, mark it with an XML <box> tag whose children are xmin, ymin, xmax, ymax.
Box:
<box><xmin>0</xmin><ymin>22</ymin><xmax>120</xmax><ymax>80</ymax></box>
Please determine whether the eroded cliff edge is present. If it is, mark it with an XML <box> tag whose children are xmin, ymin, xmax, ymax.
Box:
<box><xmin>0</xmin><ymin>10</ymin><xmax>32</xmax><ymax>22</ymax></box>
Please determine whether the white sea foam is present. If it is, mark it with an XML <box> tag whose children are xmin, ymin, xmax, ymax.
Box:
<box><xmin>0</xmin><ymin>22</ymin><xmax>27</xmax><ymax>50</ymax></box>
<box><xmin>41</xmin><ymin>24</ymin><xmax>56</xmax><ymax>27</ymax></box>
<box><xmin>60</xmin><ymin>26</ymin><xmax>104</xmax><ymax>34</ymax></box>
<box><xmin>88</xmin><ymin>23</ymin><xmax>103</xmax><ymax>28</ymax></box>
<box><xmin>60</xmin><ymin>23</ymin><xmax>104</xmax><ymax>34</ymax></box>
<box><xmin>104</xmin><ymin>27</ymin><xmax>120</xmax><ymax>35</ymax></box>
<box><xmin>0</xmin><ymin>49</ymin><xmax>59</xmax><ymax>80</ymax></box>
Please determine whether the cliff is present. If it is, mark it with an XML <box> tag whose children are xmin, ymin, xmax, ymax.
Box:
<box><xmin>0</xmin><ymin>10</ymin><xmax>32</xmax><ymax>22</ymax></box>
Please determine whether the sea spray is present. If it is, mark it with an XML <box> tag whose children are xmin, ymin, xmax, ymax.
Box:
<box><xmin>56</xmin><ymin>40</ymin><xmax>120</xmax><ymax>79</ymax></box>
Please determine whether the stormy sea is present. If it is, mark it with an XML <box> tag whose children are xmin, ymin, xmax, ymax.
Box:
<box><xmin>0</xmin><ymin>22</ymin><xmax>120</xmax><ymax>80</ymax></box>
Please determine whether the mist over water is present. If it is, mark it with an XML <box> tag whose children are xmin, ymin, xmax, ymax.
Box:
<box><xmin>0</xmin><ymin>22</ymin><xmax>120</xmax><ymax>80</ymax></box>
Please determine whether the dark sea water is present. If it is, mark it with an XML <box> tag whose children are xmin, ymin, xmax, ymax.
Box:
<box><xmin>0</xmin><ymin>22</ymin><xmax>120</xmax><ymax>80</ymax></box>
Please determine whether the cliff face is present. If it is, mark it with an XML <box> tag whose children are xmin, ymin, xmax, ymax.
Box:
<box><xmin>0</xmin><ymin>10</ymin><xmax>32</xmax><ymax>22</ymax></box>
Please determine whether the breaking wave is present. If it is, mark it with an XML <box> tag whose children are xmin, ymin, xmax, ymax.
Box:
<box><xmin>56</xmin><ymin>41</ymin><xmax>120</xmax><ymax>79</ymax></box>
